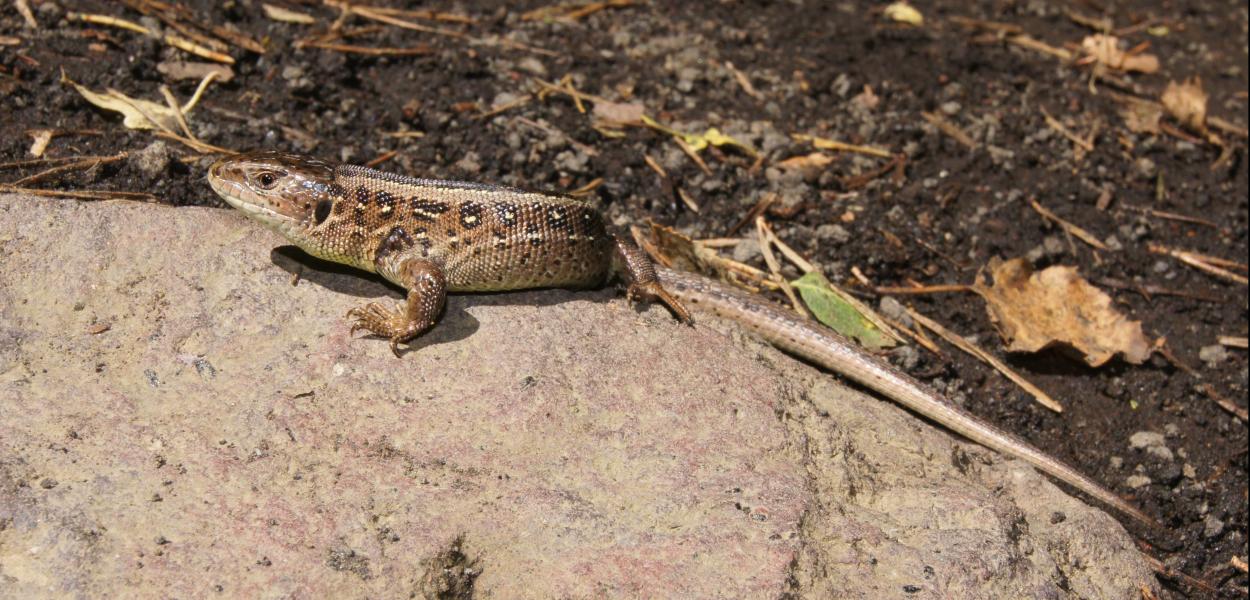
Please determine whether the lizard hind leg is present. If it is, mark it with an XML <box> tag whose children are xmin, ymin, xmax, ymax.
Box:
<box><xmin>611</xmin><ymin>235</ymin><xmax>692</xmax><ymax>324</ymax></box>
<box><xmin>347</xmin><ymin>257</ymin><xmax>447</xmax><ymax>357</ymax></box>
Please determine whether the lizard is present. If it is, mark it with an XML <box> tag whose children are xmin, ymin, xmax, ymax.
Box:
<box><xmin>207</xmin><ymin>150</ymin><xmax>1157</xmax><ymax>529</ymax></box>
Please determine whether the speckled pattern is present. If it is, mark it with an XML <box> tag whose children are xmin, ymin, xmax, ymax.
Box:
<box><xmin>209</xmin><ymin>152</ymin><xmax>614</xmax><ymax>290</ymax></box>
<box><xmin>208</xmin><ymin>152</ymin><xmax>691</xmax><ymax>353</ymax></box>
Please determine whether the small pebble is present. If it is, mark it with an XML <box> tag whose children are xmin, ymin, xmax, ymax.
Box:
<box><xmin>1125</xmin><ymin>474</ymin><xmax>1152</xmax><ymax>489</ymax></box>
<box><xmin>1198</xmin><ymin>344</ymin><xmax>1228</xmax><ymax>367</ymax></box>
<box><xmin>1203</xmin><ymin>515</ymin><xmax>1225</xmax><ymax>538</ymax></box>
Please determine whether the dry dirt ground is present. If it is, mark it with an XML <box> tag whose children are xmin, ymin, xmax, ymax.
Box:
<box><xmin>1</xmin><ymin>0</ymin><xmax>1247</xmax><ymax>597</ymax></box>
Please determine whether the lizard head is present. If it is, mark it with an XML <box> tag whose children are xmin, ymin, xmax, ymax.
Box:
<box><xmin>208</xmin><ymin>151</ymin><xmax>338</xmax><ymax>242</ymax></box>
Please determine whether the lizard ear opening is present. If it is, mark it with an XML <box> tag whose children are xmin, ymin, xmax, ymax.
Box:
<box><xmin>314</xmin><ymin>199</ymin><xmax>333</xmax><ymax>224</ymax></box>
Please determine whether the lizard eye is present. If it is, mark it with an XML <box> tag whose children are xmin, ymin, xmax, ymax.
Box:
<box><xmin>314</xmin><ymin>199</ymin><xmax>333</xmax><ymax>224</ymax></box>
<box><xmin>255</xmin><ymin>171</ymin><xmax>280</xmax><ymax>189</ymax></box>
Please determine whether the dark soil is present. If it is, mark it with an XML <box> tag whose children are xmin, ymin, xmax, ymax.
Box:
<box><xmin>3</xmin><ymin>1</ymin><xmax>1246</xmax><ymax>596</ymax></box>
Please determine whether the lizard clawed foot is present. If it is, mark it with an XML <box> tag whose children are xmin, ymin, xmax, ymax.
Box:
<box><xmin>346</xmin><ymin>302</ymin><xmax>424</xmax><ymax>357</ymax></box>
<box><xmin>626</xmin><ymin>281</ymin><xmax>693</xmax><ymax>324</ymax></box>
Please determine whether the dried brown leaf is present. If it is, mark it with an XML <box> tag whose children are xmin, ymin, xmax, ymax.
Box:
<box><xmin>62</xmin><ymin>74</ymin><xmax>179</xmax><ymax>131</ymax></box>
<box><xmin>973</xmin><ymin>258</ymin><xmax>1151</xmax><ymax>366</ymax></box>
<box><xmin>1119</xmin><ymin>100</ymin><xmax>1163</xmax><ymax>134</ymax></box>
<box><xmin>1162</xmin><ymin>77</ymin><xmax>1209</xmax><ymax>134</ymax></box>
<box><xmin>1080</xmin><ymin>34</ymin><xmax>1159</xmax><ymax>73</ymax></box>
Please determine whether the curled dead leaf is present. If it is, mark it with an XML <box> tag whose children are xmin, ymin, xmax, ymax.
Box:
<box><xmin>973</xmin><ymin>258</ymin><xmax>1151</xmax><ymax>366</ymax></box>
<box><xmin>1162</xmin><ymin>77</ymin><xmax>1209</xmax><ymax>134</ymax></box>
<box><xmin>1080</xmin><ymin>34</ymin><xmax>1160</xmax><ymax>73</ymax></box>
<box><xmin>62</xmin><ymin>72</ymin><xmax>180</xmax><ymax>131</ymax></box>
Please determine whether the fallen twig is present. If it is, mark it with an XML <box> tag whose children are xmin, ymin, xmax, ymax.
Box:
<box><xmin>920</xmin><ymin>112</ymin><xmax>978</xmax><ymax>149</ymax></box>
<box><xmin>948</xmin><ymin>15</ymin><xmax>1023</xmax><ymax>34</ymax></box>
<box><xmin>873</xmin><ymin>284</ymin><xmax>972</xmax><ymax>295</ymax></box>
<box><xmin>1094</xmin><ymin>277</ymin><xmax>1226</xmax><ymax>304</ymax></box>
<box><xmin>1148</xmin><ymin>244</ymin><xmax>1248</xmax><ymax>286</ymax></box>
<box><xmin>1155</xmin><ymin>340</ymin><xmax>1248</xmax><ymax>422</ymax></box>
<box><xmin>521</xmin><ymin>0</ymin><xmax>635</xmax><ymax>21</ymax></box>
<box><xmin>1117</xmin><ymin>204</ymin><xmax>1224</xmax><ymax>231</ymax></box>
<box><xmin>300</xmin><ymin>41</ymin><xmax>433</xmax><ymax>56</ymax></box>
<box><xmin>727</xmin><ymin>192</ymin><xmax>776</xmax><ymax>236</ymax></box>
<box><xmin>1040</xmin><ymin>106</ymin><xmax>1095</xmax><ymax>153</ymax></box>
<box><xmin>1007</xmin><ymin>35</ymin><xmax>1074</xmax><ymax>60</ymax></box>
<box><xmin>906</xmin><ymin>306</ymin><xmax>1065</xmax><ymax>413</ymax></box>
<box><xmin>1029</xmin><ymin>198</ymin><xmax>1110</xmax><ymax>251</ymax></box>
<box><xmin>0</xmin><ymin>184</ymin><xmax>157</xmax><ymax>202</ymax></box>
<box><xmin>755</xmin><ymin>217</ymin><xmax>808</xmax><ymax>316</ymax></box>
<box><xmin>346</xmin><ymin>3</ymin><xmax>557</xmax><ymax>56</ymax></box>
<box><xmin>792</xmin><ymin>133</ymin><xmax>892</xmax><ymax>158</ymax></box>
<box><xmin>1218</xmin><ymin>336</ymin><xmax>1248</xmax><ymax>349</ymax></box>
<box><xmin>68</xmin><ymin>11</ymin><xmax>235</xmax><ymax>64</ymax></box>
<box><xmin>10</xmin><ymin>153</ymin><xmax>128</xmax><ymax>186</ymax></box>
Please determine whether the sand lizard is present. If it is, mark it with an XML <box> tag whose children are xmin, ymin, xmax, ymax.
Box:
<box><xmin>207</xmin><ymin>151</ymin><xmax>1156</xmax><ymax>528</ymax></box>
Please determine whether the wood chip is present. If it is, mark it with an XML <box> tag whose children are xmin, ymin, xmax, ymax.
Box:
<box><xmin>262</xmin><ymin>3</ymin><xmax>317</xmax><ymax>24</ymax></box>
<box><xmin>27</xmin><ymin>130</ymin><xmax>52</xmax><ymax>157</ymax></box>
<box><xmin>1218</xmin><ymin>336</ymin><xmax>1248</xmax><ymax>349</ymax></box>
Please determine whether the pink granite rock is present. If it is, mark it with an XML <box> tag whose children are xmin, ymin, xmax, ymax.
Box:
<box><xmin>0</xmin><ymin>197</ymin><xmax>1156</xmax><ymax>598</ymax></box>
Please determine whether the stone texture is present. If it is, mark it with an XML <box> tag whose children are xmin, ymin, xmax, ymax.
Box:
<box><xmin>0</xmin><ymin>197</ymin><xmax>1157</xmax><ymax>598</ymax></box>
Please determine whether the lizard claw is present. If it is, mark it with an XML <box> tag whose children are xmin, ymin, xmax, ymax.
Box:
<box><xmin>346</xmin><ymin>301</ymin><xmax>420</xmax><ymax>356</ymax></box>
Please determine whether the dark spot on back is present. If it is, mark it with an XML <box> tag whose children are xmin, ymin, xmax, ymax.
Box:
<box><xmin>376</xmin><ymin>190</ymin><xmax>396</xmax><ymax>217</ymax></box>
<box><xmin>459</xmin><ymin>202</ymin><xmax>483</xmax><ymax>229</ymax></box>
<box><xmin>410</xmin><ymin>198</ymin><xmax>450</xmax><ymax>221</ymax></box>
<box><xmin>547</xmin><ymin>206</ymin><xmax>571</xmax><ymax>231</ymax></box>
<box><xmin>494</xmin><ymin>202</ymin><xmax>518</xmax><ymax>227</ymax></box>
<box><xmin>355</xmin><ymin>185</ymin><xmax>370</xmax><ymax>206</ymax></box>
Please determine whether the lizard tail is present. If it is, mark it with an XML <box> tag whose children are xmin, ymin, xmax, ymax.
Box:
<box><xmin>655</xmin><ymin>266</ymin><xmax>1160</xmax><ymax>530</ymax></box>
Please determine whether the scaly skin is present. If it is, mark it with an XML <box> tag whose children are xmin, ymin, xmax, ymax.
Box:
<box><xmin>207</xmin><ymin>151</ymin><xmax>1156</xmax><ymax>529</ymax></box>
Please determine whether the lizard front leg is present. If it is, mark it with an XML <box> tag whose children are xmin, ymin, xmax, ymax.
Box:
<box><xmin>347</xmin><ymin>254</ymin><xmax>447</xmax><ymax>357</ymax></box>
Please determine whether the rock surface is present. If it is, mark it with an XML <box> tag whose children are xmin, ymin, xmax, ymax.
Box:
<box><xmin>0</xmin><ymin>196</ymin><xmax>1157</xmax><ymax>598</ymax></box>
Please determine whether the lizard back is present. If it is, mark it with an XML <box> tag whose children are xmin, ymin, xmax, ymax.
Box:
<box><xmin>326</xmin><ymin>163</ymin><xmax>615</xmax><ymax>291</ymax></box>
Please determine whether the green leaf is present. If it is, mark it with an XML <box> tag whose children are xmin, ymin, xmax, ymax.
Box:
<box><xmin>791</xmin><ymin>271</ymin><xmax>896</xmax><ymax>350</ymax></box>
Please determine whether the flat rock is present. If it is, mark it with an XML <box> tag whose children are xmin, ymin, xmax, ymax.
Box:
<box><xmin>0</xmin><ymin>196</ymin><xmax>1157</xmax><ymax>598</ymax></box>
